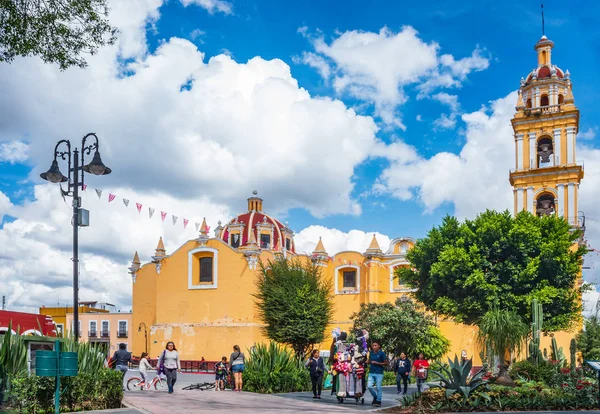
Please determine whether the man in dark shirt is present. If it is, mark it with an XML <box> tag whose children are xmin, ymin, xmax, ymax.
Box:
<box><xmin>367</xmin><ymin>341</ymin><xmax>388</xmax><ymax>407</ymax></box>
<box><xmin>112</xmin><ymin>343</ymin><xmax>132</xmax><ymax>376</ymax></box>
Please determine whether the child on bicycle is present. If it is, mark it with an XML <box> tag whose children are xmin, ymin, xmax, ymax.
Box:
<box><xmin>215</xmin><ymin>356</ymin><xmax>229</xmax><ymax>391</ymax></box>
<box><xmin>139</xmin><ymin>352</ymin><xmax>155</xmax><ymax>387</ymax></box>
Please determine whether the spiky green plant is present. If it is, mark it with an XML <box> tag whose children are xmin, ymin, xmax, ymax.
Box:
<box><xmin>0</xmin><ymin>325</ymin><xmax>27</xmax><ymax>403</ymax></box>
<box><xmin>429</xmin><ymin>355</ymin><xmax>488</xmax><ymax>399</ymax></box>
<box><xmin>529</xmin><ymin>299</ymin><xmax>543</xmax><ymax>364</ymax></box>
<box><xmin>550</xmin><ymin>337</ymin><xmax>566</xmax><ymax>366</ymax></box>
<box><xmin>570</xmin><ymin>338</ymin><xmax>577</xmax><ymax>370</ymax></box>
<box><xmin>61</xmin><ymin>334</ymin><xmax>106</xmax><ymax>374</ymax></box>
<box><xmin>476</xmin><ymin>309</ymin><xmax>529</xmax><ymax>387</ymax></box>
<box><xmin>243</xmin><ymin>342</ymin><xmax>310</xmax><ymax>393</ymax></box>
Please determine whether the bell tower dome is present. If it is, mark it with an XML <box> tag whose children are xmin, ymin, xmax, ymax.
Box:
<box><xmin>509</xmin><ymin>35</ymin><xmax>583</xmax><ymax>225</ymax></box>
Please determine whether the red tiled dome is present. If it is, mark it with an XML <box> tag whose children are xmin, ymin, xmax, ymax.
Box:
<box><xmin>221</xmin><ymin>211</ymin><xmax>295</xmax><ymax>253</ymax></box>
<box><xmin>538</xmin><ymin>66</ymin><xmax>551</xmax><ymax>78</ymax></box>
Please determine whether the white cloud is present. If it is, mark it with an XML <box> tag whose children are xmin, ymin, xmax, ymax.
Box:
<box><xmin>416</xmin><ymin>114</ymin><xmax>422</xmax><ymax>122</ymax></box>
<box><xmin>294</xmin><ymin>225</ymin><xmax>392</xmax><ymax>256</ymax></box>
<box><xmin>180</xmin><ymin>0</ymin><xmax>233</xmax><ymax>15</ymax></box>
<box><xmin>293</xmin><ymin>52</ymin><xmax>331</xmax><ymax>81</ymax></box>
<box><xmin>0</xmin><ymin>40</ymin><xmax>379</xmax><ymax>219</ymax></box>
<box><xmin>190</xmin><ymin>28</ymin><xmax>206</xmax><ymax>43</ymax></box>
<box><xmin>0</xmin><ymin>140</ymin><xmax>29</xmax><ymax>163</ymax></box>
<box><xmin>432</xmin><ymin>92</ymin><xmax>461</xmax><ymax>130</ymax></box>
<box><xmin>579</xmin><ymin>127</ymin><xmax>597</xmax><ymax>141</ymax></box>
<box><xmin>375</xmin><ymin>92</ymin><xmax>516</xmax><ymax>215</ymax></box>
<box><xmin>298</xmin><ymin>26</ymin><xmax>490</xmax><ymax>128</ymax></box>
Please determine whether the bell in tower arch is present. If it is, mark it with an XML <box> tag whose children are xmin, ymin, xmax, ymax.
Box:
<box><xmin>536</xmin><ymin>193</ymin><xmax>555</xmax><ymax>217</ymax></box>
<box><xmin>537</xmin><ymin>137</ymin><xmax>553</xmax><ymax>166</ymax></box>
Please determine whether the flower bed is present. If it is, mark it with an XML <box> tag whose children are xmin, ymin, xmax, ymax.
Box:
<box><xmin>384</xmin><ymin>364</ymin><xmax>599</xmax><ymax>413</ymax></box>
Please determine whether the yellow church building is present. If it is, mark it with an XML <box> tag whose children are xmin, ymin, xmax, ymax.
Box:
<box><xmin>130</xmin><ymin>34</ymin><xmax>583</xmax><ymax>363</ymax></box>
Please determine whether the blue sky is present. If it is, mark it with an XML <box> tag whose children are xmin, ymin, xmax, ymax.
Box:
<box><xmin>1</xmin><ymin>0</ymin><xmax>599</xmax><ymax>310</ymax></box>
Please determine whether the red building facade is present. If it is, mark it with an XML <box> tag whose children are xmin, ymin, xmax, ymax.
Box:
<box><xmin>0</xmin><ymin>310</ymin><xmax>57</xmax><ymax>337</ymax></box>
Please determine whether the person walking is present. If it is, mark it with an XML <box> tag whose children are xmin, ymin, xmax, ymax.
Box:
<box><xmin>111</xmin><ymin>343</ymin><xmax>132</xmax><ymax>390</ymax></box>
<box><xmin>394</xmin><ymin>352</ymin><xmax>411</xmax><ymax>395</ymax></box>
<box><xmin>366</xmin><ymin>341</ymin><xmax>387</xmax><ymax>407</ymax></box>
<box><xmin>413</xmin><ymin>353</ymin><xmax>430</xmax><ymax>393</ymax></box>
<box><xmin>158</xmin><ymin>341</ymin><xmax>181</xmax><ymax>394</ymax></box>
<box><xmin>230</xmin><ymin>345</ymin><xmax>245</xmax><ymax>392</ymax></box>
<box><xmin>305</xmin><ymin>349</ymin><xmax>328</xmax><ymax>399</ymax></box>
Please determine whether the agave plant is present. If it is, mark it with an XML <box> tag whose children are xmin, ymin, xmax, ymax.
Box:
<box><xmin>429</xmin><ymin>354</ymin><xmax>487</xmax><ymax>399</ymax></box>
<box><xmin>61</xmin><ymin>335</ymin><xmax>107</xmax><ymax>375</ymax></box>
<box><xmin>0</xmin><ymin>325</ymin><xmax>28</xmax><ymax>403</ymax></box>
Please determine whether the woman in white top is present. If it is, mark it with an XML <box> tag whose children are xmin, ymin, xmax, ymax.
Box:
<box><xmin>158</xmin><ymin>341</ymin><xmax>181</xmax><ymax>394</ymax></box>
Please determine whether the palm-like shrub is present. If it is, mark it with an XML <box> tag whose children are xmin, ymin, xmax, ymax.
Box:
<box><xmin>243</xmin><ymin>342</ymin><xmax>310</xmax><ymax>394</ymax></box>
<box><xmin>477</xmin><ymin>309</ymin><xmax>529</xmax><ymax>386</ymax></box>
<box><xmin>429</xmin><ymin>355</ymin><xmax>487</xmax><ymax>399</ymax></box>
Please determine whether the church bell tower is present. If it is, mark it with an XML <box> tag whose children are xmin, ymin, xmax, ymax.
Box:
<box><xmin>509</xmin><ymin>35</ymin><xmax>584</xmax><ymax>224</ymax></box>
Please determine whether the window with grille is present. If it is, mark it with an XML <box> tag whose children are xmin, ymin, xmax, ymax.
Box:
<box><xmin>200</xmin><ymin>257</ymin><xmax>213</xmax><ymax>282</ymax></box>
<box><xmin>343</xmin><ymin>271</ymin><xmax>356</xmax><ymax>288</ymax></box>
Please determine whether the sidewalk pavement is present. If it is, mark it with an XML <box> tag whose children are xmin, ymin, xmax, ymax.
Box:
<box><xmin>121</xmin><ymin>372</ymin><xmax>408</xmax><ymax>413</ymax></box>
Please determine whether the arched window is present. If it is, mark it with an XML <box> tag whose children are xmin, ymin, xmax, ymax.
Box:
<box><xmin>540</xmin><ymin>94</ymin><xmax>549</xmax><ymax>107</ymax></box>
<box><xmin>558</xmin><ymin>94</ymin><xmax>564</xmax><ymax>104</ymax></box>
<box><xmin>526</xmin><ymin>98</ymin><xmax>532</xmax><ymax>109</ymax></box>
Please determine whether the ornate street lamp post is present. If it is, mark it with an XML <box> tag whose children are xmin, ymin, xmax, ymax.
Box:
<box><xmin>40</xmin><ymin>133</ymin><xmax>111</xmax><ymax>339</ymax></box>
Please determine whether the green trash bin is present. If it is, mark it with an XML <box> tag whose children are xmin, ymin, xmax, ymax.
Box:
<box><xmin>59</xmin><ymin>352</ymin><xmax>78</xmax><ymax>377</ymax></box>
<box><xmin>36</xmin><ymin>351</ymin><xmax>57</xmax><ymax>377</ymax></box>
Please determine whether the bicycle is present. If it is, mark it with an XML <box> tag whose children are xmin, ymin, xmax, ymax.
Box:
<box><xmin>126</xmin><ymin>371</ymin><xmax>166</xmax><ymax>391</ymax></box>
<box><xmin>182</xmin><ymin>382</ymin><xmax>216</xmax><ymax>391</ymax></box>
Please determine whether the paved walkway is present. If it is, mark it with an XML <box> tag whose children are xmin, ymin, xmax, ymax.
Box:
<box><xmin>121</xmin><ymin>371</ymin><xmax>408</xmax><ymax>413</ymax></box>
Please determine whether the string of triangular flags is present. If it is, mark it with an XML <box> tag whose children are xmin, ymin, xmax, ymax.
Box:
<box><xmin>335</xmin><ymin>258</ymin><xmax>389</xmax><ymax>269</ymax></box>
<box><xmin>85</xmin><ymin>185</ymin><xmax>202</xmax><ymax>233</ymax></box>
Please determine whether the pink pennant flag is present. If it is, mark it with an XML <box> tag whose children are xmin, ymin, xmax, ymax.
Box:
<box><xmin>183</xmin><ymin>218</ymin><xmax>189</xmax><ymax>229</ymax></box>
<box><xmin>108</xmin><ymin>194</ymin><xmax>116</xmax><ymax>202</ymax></box>
<box><xmin>82</xmin><ymin>184</ymin><xmax>87</xmax><ymax>191</ymax></box>
<box><xmin>136</xmin><ymin>203</ymin><xmax>142</xmax><ymax>213</ymax></box>
<box><xmin>206</xmin><ymin>225</ymin><xmax>210</xmax><ymax>233</ymax></box>
<box><xmin>161</xmin><ymin>212</ymin><xmax>167</xmax><ymax>222</ymax></box>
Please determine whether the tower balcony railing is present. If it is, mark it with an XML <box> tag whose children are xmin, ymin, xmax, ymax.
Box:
<box><xmin>523</xmin><ymin>104</ymin><xmax>561</xmax><ymax>116</ymax></box>
<box><xmin>509</xmin><ymin>159</ymin><xmax>584</xmax><ymax>174</ymax></box>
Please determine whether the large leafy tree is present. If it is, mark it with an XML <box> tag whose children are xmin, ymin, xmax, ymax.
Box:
<box><xmin>254</xmin><ymin>258</ymin><xmax>334</xmax><ymax>358</ymax></box>
<box><xmin>397</xmin><ymin>210</ymin><xmax>587</xmax><ymax>331</ymax></box>
<box><xmin>0</xmin><ymin>0</ymin><xmax>117</xmax><ymax>70</ymax></box>
<box><xmin>350</xmin><ymin>298</ymin><xmax>450</xmax><ymax>359</ymax></box>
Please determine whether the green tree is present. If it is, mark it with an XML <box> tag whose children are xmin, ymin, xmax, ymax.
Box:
<box><xmin>397</xmin><ymin>210</ymin><xmax>587</xmax><ymax>332</ymax></box>
<box><xmin>476</xmin><ymin>309</ymin><xmax>529</xmax><ymax>386</ymax></box>
<box><xmin>0</xmin><ymin>0</ymin><xmax>117</xmax><ymax>70</ymax></box>
<box><xmin>254</xmin><ymin>257</ymin><xmax>334</xmax><ymax>358</ymax></box>
<box><xmin>350</xmin><ymin>298</ymin><xmax>450</xmax><ymax>359</ymax></box>
<box><xmin>577</xmin><ymin>301</ymin><xmax>600</xmax><ymax>361</ymax></box>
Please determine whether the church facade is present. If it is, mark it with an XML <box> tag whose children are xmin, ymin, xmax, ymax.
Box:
<box><xmin>130</xmin><ymin>35</ymin><xmax>583</xmax><ymax>362</ymax></box>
